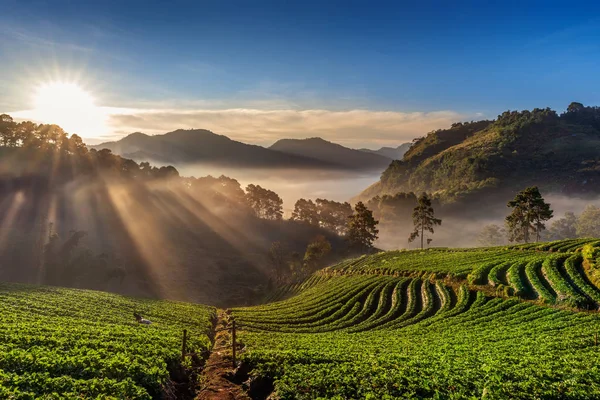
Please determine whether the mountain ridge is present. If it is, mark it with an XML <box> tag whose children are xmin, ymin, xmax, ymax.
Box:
<box><xmin>92</xmin><ymin>129</ymin><xmax>394</xmax><ymax>172</ymax></box>
<box><xmin>269</xmin><ymin>137</ymin><xmax>392</xmax><ymax>171</ymax></box>
<box><xmin>92</xmin><ymin>129</ymin><xmax>339</xmax><ymax>169</ymax></box>
<box><xmin>355</xmin><ymin>102</ymin><xmax>600</xmax><ymax>203</ymax></box>
<box><xmin>359</xmin><ymin>142</ymin><xmax>412</xmax><ymax>160</ymax></box>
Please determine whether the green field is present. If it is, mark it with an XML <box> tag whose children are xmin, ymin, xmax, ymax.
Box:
<box><xmin>233</xmin><ymin>238</ymin><xmax>600</xmax><ymax>399</ymax></box>
<box><xmin>3</xmin><ymin>238</ymin><xmax>600</xmax><ymax>399</ymax></box>
<box><xmin>0</xmin><ymin>284</ymin><xmax>215</xmax><ymax>399</ymax></box>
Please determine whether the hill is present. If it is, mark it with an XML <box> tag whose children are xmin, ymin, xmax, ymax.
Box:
<box><xmin>269</xmin><ymin>137</ymin><xmax>392</xmax><ymax>171</ymax></box>
<box><xmin>232</xmin><ymin>238</ymin><xmax>600</xmax><ymax>398</ymax></box>
<box><xmin>93</xmin><ymin>129</ymin><xmax>391</xmax><ymax>171</ymax></box>
<box><xmin>0</xmin><ymin>283</ymin><xmax>214</xmax><ymax>398</ymax></box>
<box><xmin>359</xmin><ymin>142</ymin><xmax>412</xmax><ymax>160</ymax></box>
<box><xmin>92</xmin><ymin>129</ymin><xmax>339</xmax><ymax>169</ymax></box>
<box><xmin>357</xmin><ymin>103</ymin><xmax>600</xmax><ymax>204</ymax></box>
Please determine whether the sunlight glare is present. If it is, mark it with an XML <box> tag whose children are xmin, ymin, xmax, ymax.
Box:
<box><xmin>31</xmin><ymin>81</ymin><xmax>108</xmax><ymax>138</ymax></box>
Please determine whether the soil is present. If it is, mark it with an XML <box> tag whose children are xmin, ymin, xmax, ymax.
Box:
<box><xmin>196</xmin><ymin>311</ymin><xmax>251</xmax><ymax>400</ymax></box>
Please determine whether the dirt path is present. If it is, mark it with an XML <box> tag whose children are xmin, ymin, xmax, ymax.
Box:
<box><xmin>196</xmin><ymin>311</ymin><xmax>251</xmax><ymax>400</ymax></box>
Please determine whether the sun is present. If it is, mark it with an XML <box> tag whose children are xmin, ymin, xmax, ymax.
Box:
<box><xmin>31</xmin><ymin>81</ymin><xmax>107</xmax><ymax>138</ymax></box>
<box><xmin>35</xmin><ymin>82</ymin><xmax>95</xmax><ymax>112</ymax></box>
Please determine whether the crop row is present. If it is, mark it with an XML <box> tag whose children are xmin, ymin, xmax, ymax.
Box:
<box><xmin>235</xmin><ymin>276</ymin><xmax>480</xmax><ymax>333</ymax></box>
<box><xmin>0</xmin><ymin>283</ymin><xmax>215</xmax><ymax>398</ymax></box>
<box><xmin>238</xmin><ymin>287</ymin><xmax>600</xmax><ymax>398</ymax></box>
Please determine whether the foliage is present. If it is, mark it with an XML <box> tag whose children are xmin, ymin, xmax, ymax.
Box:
<box><xmin>0</xmin><ymin>283</ymin><xmax>214</xmax><ymax>398</ymax></box>
<box><xmin>303</xmin><ymin>235</ymin><xmax>332</xmax><ymax>274</ymax></box>
<box><xmin>408</xmin><ymin>193</ymin><xmax>441</xmax><ymax>249</ymax></box>
<box><xmin>315</xmin><ymin>198</ymin><xmax>353</xmax><ymax>236</ymax></box>
<box><xmin>233</xmin><ymin>239</ymin><xmax>600</xmax><ymax>399</ymax></box>
<box><xmin>548</xmin><ymin>211</ymin><xmax>578</xmax><ymax>240</ymax></box>
<box><xmin>477</xmin><ymin>224</ymin><xmax>506</xmax><ymax>246</ymax></box>
<box><xmin>359</xmin><ymin>103</ymin><xmax>600</xmax><ymax>204</ymax></box>
<box><xmin>245</xmin><ymin>184</ymin><xmax>283</xmax><ymax>220</ymax></box>
<box><xmin>290</xmin><ymin>198</ymin><xmax>352</xmax><ymax>236</ymax></box>
<box><xmin>268</xmin><ymin>241</ymin><xmax>288</xmax><ymax>284</ymax></box>
<box><xmin>576</xmin><ymin>205</ymin><xmax>600</xmax><ymax>238</ymax></box>
<box><xmin>290</xmin><ymin>198</ymin><xmax>319</xmax><ymax>226</ymax></box>
<box><xmin>506</xmin><ymin>186</ymin><xmax>553</xmax><ymax>243</ymax></box>
<box><xmin>347</xmin><ymin>202</ymin><xmax>379</xmax><ymax>252</ymax></box>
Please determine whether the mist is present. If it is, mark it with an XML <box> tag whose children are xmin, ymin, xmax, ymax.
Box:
<box><xmin>374</xmin><ymin>192</ymin><xmax>600</xmax><ymax>251</ymax></box>
<box><xmin>177</xmin><ymin>163</ymin><xmax>381</xmax><ymax>214</ymax></box>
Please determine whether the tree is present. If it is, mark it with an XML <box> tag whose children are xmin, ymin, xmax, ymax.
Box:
<box><xmin>268</xmin><ymin>241</ymin><xmax>288</xmax><ymax>284</ymax></box>
<box><xmin>548</xmin><ymin>212</ymin><xmax>578</xmax><ymax>240</ymax></box>
<box><xmin>291</xmin><ymin>199</ymin><xmax>319</xmax><ymax>226</ymax></box>
<box><xmin>567</xmin><ymin>102</ymin><xmax>585</xmax><ymax>114</ymax></box>
<box><xmin>0</xmin><ymin>114</ymin><xmax>16</xmax><ymax>147</ymax></box>
<box><xmin>408</xmin><ymin>193</ymin><xmax>441</xmax><ymax>249</ymax></box>
<box><xmin>287</xmin><ymin>251</ymin><xmax>303</xmax><ymax>281</ymax></box>
<box><xmin>477</xmin><ymin>224</ymin><xmax>506</xmax><ymax>247</ymax></box>
<box><xmin>303</xmin><ymin>235</ymin><xmax>332</xmax><ymax>273</ymax></box>
<box><xmin>505</xmin><ymin>186</ymin><xmax>553</xmax><ymax>243</ymax></box>
<box><xmin>245</xmin><ymin>184</ymin><xmax>283</xmax><ymax>220</ymax></box>
<box><xmin>316</xmin><ymin>198</ymin><xmax>353</xmax><ymax>235</ymax></box>
<box><xmin>347</xmin><ymin>202</ymin><xmax>379</xmax><ymax>252</ymax></box>
<box><xmin>576</xmin><ymin>205</ymin><xmax>600</xmax><ymax>238</ymax></box>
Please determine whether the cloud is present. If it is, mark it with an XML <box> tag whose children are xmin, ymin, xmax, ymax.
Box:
<box><xmin>106</xmin><ymin>107</ymin><xmax>469</xmax><ymax>148</ymax></box>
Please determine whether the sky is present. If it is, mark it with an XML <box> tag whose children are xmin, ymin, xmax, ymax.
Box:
<box><xmin>1</xmin><ymin>0</ymin><xmax>600</xmax><ymax>148</ymax></box>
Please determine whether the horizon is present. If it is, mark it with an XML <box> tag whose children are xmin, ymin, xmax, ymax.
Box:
<box><xmin>2</xmin><ymin>1</ymin><xmax>600</xmax><ymax>147</ymax></box>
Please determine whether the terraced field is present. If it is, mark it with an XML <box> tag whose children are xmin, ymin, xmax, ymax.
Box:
<box><xmin>0</xmin><ymin>284</ymin><xmax>215</xmax><ymax>399</ymax></box>
<box><xmin>233</xmin><ymin>238</ymin><xmax>600</xmax><ymax>399</ymax></box>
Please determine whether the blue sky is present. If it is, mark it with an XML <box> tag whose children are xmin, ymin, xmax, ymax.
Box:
<box><xmin>1</xmin><ymin>0</ymin><xmax>600</xmax><ymax>147</ymax></box>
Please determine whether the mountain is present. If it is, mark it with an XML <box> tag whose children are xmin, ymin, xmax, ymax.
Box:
<box><xmin>92</xmin><ymin>129</ymin><xmax>338</xmax><ymax>169</ymax></box>
<box><xmin>269</xmin><ymin>137</ymin><xmax>392</xmax><ymax>171</ymax></box>
<box><xmin>359</xmin><ymin>142</ymin><xmax>412</xmax><ymax>160</ymax></box>
<box><xmin>356</xmin><ymin>103</ymin><xmax>600</xmax><ymax>204</ymax></box>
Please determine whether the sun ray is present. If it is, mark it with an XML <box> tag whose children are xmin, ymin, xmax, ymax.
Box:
<box><xmin>22</xmin><ymin>81</ymin><xmax>109</xmax><ymax>139</ymax></box>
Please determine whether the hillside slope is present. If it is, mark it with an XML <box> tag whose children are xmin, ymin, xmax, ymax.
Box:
<box><xmin>357</xmin><ymin>103</ymin><xmax>600</xmax><ymax>202</ymax></box>
<box><xmin>233</xmin><ymin>239</ymin><xmax>600</xmax><ymax>398</ymax></box>
<box><xmin>0</xmin><ymin>283</ymin><xmax>214</xmax><ymax>398</ymax></box>
<box><xmin>269</xmin><ymin>137</ymin><xmax>392</xmax><ymax>171</ymax></box>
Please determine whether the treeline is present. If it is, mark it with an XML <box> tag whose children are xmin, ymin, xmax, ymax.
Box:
<box><xmin>479</xmin><ymin>203</ymin><xmax>600</xmax><ymax>246</ymax></box>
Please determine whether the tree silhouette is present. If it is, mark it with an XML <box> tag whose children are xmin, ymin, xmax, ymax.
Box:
<box><xmin>408</xmin><ymin>193</ymin><xmax>441</xmax><ymax>249</ymax></box>
<box><xmin>291</xmin><ymin>198</ymin><xmax>319</xmax><ymax>226</ymax></box>
<box><xmin>245</xmin><ymin>184</ymin><xmax>283</xmax><ymax>220</ymax></box>
<box><xmin>576</xmin><ymin>205</ymin><xmax>600</xmax><ymax>238</ymax></box>
<box><xmin>506</xmin><ymin>186</ymin><xmax>553</xmax><ymax>243</ymax></box>
<box><xmin>477</xmin><ymin>224</ymin><xmax>506</xmax><ymax>247</ymax></box>
<box><xmin>268</xmin><ymin>241</ymin><xmax>288</xmax><ymax>284</ymax></box>
<box><xmin>315</xmin><ymin>198</ymin><xmax>353</xmax><ymax>236</ymax></box>
<box><xmin>303</xmin><ymin>235</ymin><xmax>332</xmax><ymax>274</ymax></box>
<box><xmin>347</xmin><ymin>202</ymin><xmax>379</xmax><ymax>252</ymax></box>
<box><xmin>548</xmin><ymin>212</ymin><xmax>577</xmax><ymax>240</ymax></box>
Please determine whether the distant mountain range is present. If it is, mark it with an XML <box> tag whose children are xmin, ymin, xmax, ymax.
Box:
<box><xmin>359</xmin><ymin>143</ymin><xmax>412</xmax><ymax>160</ymax></box>
<box><xmin>92</xmin><ymin>129</ymin><xmax>410</xmax><ymax>172</ymax></box>
<box><xmin>269</xmin><ymin>137</ymin><xmax>393</xmax><ymax>170</ymax></box>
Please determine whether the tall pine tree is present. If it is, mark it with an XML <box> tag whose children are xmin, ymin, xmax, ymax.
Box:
<box><xmin>408</xmin><ymin>193</ymin><xmax>441</xmax><ymax>249</ymax></box>
<box><xmin>347</xmin><ymin>202</ymin><xmax>379</xmax><ymax>253</ymax></box>
<box><xmin>506</xmin><ymin>186</ymin><xmax>553</xmax><ymax>243</ymax></box>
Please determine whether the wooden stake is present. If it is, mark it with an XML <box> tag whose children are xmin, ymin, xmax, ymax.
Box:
<box><xmin>181</xmin><ymin>329</ymin><xmax>187</xmax><ymax>361</ymax></box>
<box><xmin>232</xmin><ymin>319</ymin><xmax>237</xmax><ymax>368</ymax></box>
